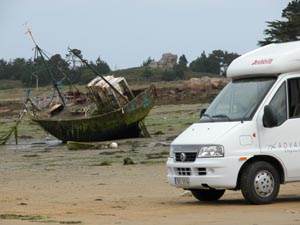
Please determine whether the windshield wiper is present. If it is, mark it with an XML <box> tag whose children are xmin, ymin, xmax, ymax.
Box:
<box><xmin>202</xmin><ymin>113</ymin><xmax>215</xmax><ymax>121</ymax></box>
<box><xmin>212</xmin><ymin>114</ymin><xmax>232</xmax><ymax>121</ymax></box>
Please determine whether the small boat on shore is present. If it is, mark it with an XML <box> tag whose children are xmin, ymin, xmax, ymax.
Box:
<box><xmin>25</xmin><ymin>30</ymin><xmax>156</xmax><ymax>142</ymax></box>
<box><xmin>28</xmin><ymin>81</ymin><xmax>156</xmax><ymax>142</ymax></box>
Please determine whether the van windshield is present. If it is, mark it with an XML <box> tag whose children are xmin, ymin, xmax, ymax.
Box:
<box><xmin>201</xmin><ymin>77</ymin><xmax>276</xmax><ymax>122</ymax></box>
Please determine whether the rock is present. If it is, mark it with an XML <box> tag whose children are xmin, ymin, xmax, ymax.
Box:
<box><xmin>184</xmin><ymin>77</ymin><xmax>229</xmax><ymax>91</ymax></box>
<box><xmin>167</xmin><ymin>90</ymin><xmax>176</xmax><ymax>95</ymax></box>
<box><xmin>180</xmin><ymin>190</ymin><xmax>192</xmax><ymax>197</ymax></box>
<box><xmin>123</xmin><ymin>157</ymin><xmax>135</xmax><ymax>165</ymax></box>
<box><xmin>210</xmin><ymin>78</ymin><xmax>223</xmax><ymax>89</ymax></box>
<box><xmin>149</xmin><ymin>53</ymin><xmax>177</xmax><ymax>69</ymax></box>
<box><xmin>184</xmin><ymin>78</ymin><xmax>205</xmax><ymax>89</ymax></box>
<box><xmin>200</xmin><ymin>76</ymin><xmax>211</xmax><ymax>82</ymax></box>
<box><xmin>109</xmin><ymin>142</ymin><xmax>118</xmax><ymax>148</ymax></box>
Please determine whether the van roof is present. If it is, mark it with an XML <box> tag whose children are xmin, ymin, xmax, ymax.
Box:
<box><xmin>227</xmin><ymin>41</ymin><xmax>300</xmax><ymax>79</ymax></box>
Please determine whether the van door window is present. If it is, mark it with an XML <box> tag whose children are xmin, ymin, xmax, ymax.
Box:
<box><xmin>288</xmin><ymin>78</ymin><xmax>300</xmax><ymax>118</ymax></box>
<box><xmin>269</xmin><ymin>82</ymin><xmax>287</xmax><ymax>126</ymax></box>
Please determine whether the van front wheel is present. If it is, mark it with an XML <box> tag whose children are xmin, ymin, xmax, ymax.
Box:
<box><xmin>190</xmin><ymin>189</ymin><xmax>225</xmax><ymax>201</ymax></box>
<box><xmin>241</xmin><ymin>161</ymin><xmax>280</xmax><ymax>204</ymax></box>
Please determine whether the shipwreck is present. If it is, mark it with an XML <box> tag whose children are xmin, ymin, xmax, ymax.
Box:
<box><xmin>25</xmin><ymin>30</ymin><xmax>156</xmax><ymax>143</ymax></box>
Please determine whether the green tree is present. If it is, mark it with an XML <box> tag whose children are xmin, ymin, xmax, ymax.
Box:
<box><xmin>189</xmin><ymin>51</ymin><xmax>219</xmax><ymax>74</ymax></box>
<box><xmin>11</xmin><ymin>58</ymin><xmax>26</xmax><ymax>80</ymax></box>
<box><xmin>142</xmin><ymin>67</ymin><xmax>153</xmax><ymax>79</ymax></box>
<box><xmin>210</xmin><ymin>50</ymin><xmax>240</xmax><ymax>76</ymax></box>
<box><xmin>190</xmin><ymin>50</ymin><xmax>239</xmax><ymax>75</ymax></box>
<box><xmin>178</xmin><ymin>54</ymin><xmax>188</xmax><ymax>69</ymax></box>
<box><xmin>68</xmin><ymin>68</ymin><xmax>82</xmax><ymax>84</ymax></box>
<box><xmin>142</xmin><ymin>57</ymin><xmax>154</xmax><ymax>67</ymax></box>
<box><xmin>0</xmin><ymin>59</ymin><xmax>9</xmax><ymax>79</ymax></box>
<box><xmin>31</xmin><ymin>56</ymin><xmax>52</xmax><ymax>86</ymax></box>
<box><xmin>173</xmin><ymin>64</ymin><xmax>185</xmax><ymax>79</ymax></box>
<box><xmin>47</xmin><ymin>54</ymin><xmax>71</xmax><ymax>85</ymax></box>
<box><xmin>95</xmin><ymin>57</ymin><xmax>111</xmax><ymax>74</ymax></box>
<box><xmin>81</xmin><ymin>58</ymin><xmax>111</xmax><ymax>83</ymax></box>
<box><xmin>161</xmin><ymin>70</ymin><xmax>177</xmax><ymax>81</ymax></box>
<box><xmin>189</xmin><ymin>51</ymin><xmax>207</xmax><ymax>72</ymax></box>
<box><xmin>258</xmin><ymin>0</ymin><xmax>300</xmax><ymax>46</ymax></box>
<box><xmin>161</xmin><ymin>65</ymin><xmax>185</xmax><ymax>81</ymax></box>
<box><xmin>20</xmin><ymin>59</ymin><xmax>34</xmax><ymax>86</ymax></box>
<box><xmin>80</xmin><ymin>66</ymin><xmax>96</xmax><ymax>83</ymax></box>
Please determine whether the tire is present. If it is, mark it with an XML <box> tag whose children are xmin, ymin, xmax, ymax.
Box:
<box><xmin>191</xmin><ymin>189</ymin><xmax>225</xmax><ymax>201</ymax></box>
<box><xmin>240</xmin><ymin>161</ymin><xmax>280</xmax><ymax>204</ymax></box>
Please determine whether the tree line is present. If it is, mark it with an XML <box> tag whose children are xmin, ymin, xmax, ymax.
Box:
<box><xmin>0</xmin><ymin>49</ymin><xmax>239</xmax><ymax>85</ymax></box>
<box><xmin>141</xmin><ymin>50</ymin><xmax>240</xmax><ymax>81</ymax></box>
<box><xmin>0</xmin><ymin>54</ymin><xmax>111</xmax><ymax>86</ymax></box>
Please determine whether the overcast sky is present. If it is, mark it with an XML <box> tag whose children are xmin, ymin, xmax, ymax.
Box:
<box><xmin>0</xmin><ymin>0</ymin><xmax>290</xmax><ymax>69</ymax></box>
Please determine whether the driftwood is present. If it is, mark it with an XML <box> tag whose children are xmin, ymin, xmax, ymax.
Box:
<box><xmin>0</xmin><ymin>110</ymin><xmax>25</xmax><ymax>145</ymax></box>
<box><xmin>67</xmin><ymin>141</ymin><xmax>100</xmax><ymax>150</ymax></box>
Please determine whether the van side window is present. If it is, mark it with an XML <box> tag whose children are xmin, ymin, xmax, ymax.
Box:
<box><xmin>269</xmin><ymin>82</ymin><xmax>287</xmax><ymax>125</ymax></box>
<box><xmin>288</xmin><ymin>78</ymin><xmax>300</xmax><ymax>118</ymax></box>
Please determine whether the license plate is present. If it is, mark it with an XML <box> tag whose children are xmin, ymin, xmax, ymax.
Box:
<box><xmin>174</xmin><ymin>177</ymin><xmax>190</xmax><ymax>186</ymax></box>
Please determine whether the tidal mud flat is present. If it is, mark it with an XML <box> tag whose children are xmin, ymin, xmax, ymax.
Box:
<box><xmin>1</xmin><ymin>104</ymin><xmax>300</xmax><ymax>225</ymax></box>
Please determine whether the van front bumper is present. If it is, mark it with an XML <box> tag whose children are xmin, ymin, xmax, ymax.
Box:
<box><xmin>166</xmin><ymin>157</ymin><xmax>243</xmax><ymax>189</ymax></box>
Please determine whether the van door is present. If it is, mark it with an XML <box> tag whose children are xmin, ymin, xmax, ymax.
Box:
<box><xmin>259</xmin><ymin>77</ymin><xmax>300</xmax><ymax>179</ymax></box>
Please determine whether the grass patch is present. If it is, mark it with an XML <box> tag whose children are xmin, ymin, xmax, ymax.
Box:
<box><xmin>60</xmin><ymin>221</ymin><xmax>82</xmax><ymax>224</ymax></box>
<box><xmin>0</xmin><ymin>80</ymin><xmax>23</xmax><ymax>90</ymax></box>
<box><xmin>23</xmin><ymin>154</ymin><xmax>39</xmax><ymax>157</ymax></box>
<box><xmin>146</xmin><ymin>151</ymin><xmax>169</xmax><ymax>159</ymax></box>
<box><xmin>0</xmin><ymin>214</ymin><xmax>49</xmax><ymax>221</ymax></box>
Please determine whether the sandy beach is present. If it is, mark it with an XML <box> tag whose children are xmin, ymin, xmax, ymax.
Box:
<box><xmin>1</xmin><ymin>104</ymin><xmax>300</xmax><ymax>224</ymax></box>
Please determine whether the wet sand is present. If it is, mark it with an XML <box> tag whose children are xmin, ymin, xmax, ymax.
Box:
<box><xmin>1</xmin><ymin>144</ymin><xmax>300</xmax><ymax>225</ymax></box>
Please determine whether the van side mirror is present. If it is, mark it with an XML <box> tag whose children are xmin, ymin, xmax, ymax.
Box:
<box><xmin>200</xmin><ymin>108</ymin><xmax>206</xmax><ymax>118</ymax></box>
<box><xmin>263</xmin><ymin>105</ymin><xmax>278</xmax><ymax>128</ymax></box>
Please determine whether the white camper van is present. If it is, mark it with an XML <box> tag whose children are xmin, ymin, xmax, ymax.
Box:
<box><xmin>167</xmin><ymin>41</ymin><xmax>300</xmax><ymax>204</ymax></box>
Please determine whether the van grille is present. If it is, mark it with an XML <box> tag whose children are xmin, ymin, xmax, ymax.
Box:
<box><xmin>176</xmin><ymin>167</ymin><xmax>191</xmax><ymax>176</ymax></box>
<box><xmin>175</xmin><ymin>168</ymin><xmax>207</xmax><ymax>176</ymax></box>
<box><xmin>198</xmin><ymin>168</ymin><xmax>207</xmax><ymax>176</ymax></box>
<box><xmin>175</xmin><ymin>152</ymin><xmax>197</xmax><ymax>162</ymax></box>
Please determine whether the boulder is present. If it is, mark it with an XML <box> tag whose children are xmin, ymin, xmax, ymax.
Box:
<box><xmin>149</xmin><ymin>53</ymin><xmax>177</xmax><ymax>69</ymax></box>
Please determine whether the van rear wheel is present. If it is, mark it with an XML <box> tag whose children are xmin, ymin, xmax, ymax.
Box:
<box><xmin>191</xmin><ymin>189</ymin><xmax>225</xmax><ymax>201</ymax></box>
<box><xmin>241</xmin><ymin>161</ymin><xmax>280</xmax><ymax>204</ymax></box>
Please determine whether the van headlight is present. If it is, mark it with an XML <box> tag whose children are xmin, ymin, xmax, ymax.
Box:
<box><xmin>198</xmin><ymin>145</ymin><xmax>224</xmax><ymax>158</ymax></box>
<box><xmin>169</xmin><ymin>146</ymin><xmax>175</xmax><ymax>158</ymax></box>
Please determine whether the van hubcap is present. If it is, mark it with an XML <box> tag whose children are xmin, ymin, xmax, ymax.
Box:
<box><xmin>254</xmin><ymin>170</ymin><xmax>274</xmax><ymax>198</ymax></box>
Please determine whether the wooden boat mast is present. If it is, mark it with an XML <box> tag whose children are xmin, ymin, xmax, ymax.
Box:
<box><xmin>26</xmin><ymin>28</ymin><xmax>66</xmax><ymax>106</ymax></box>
